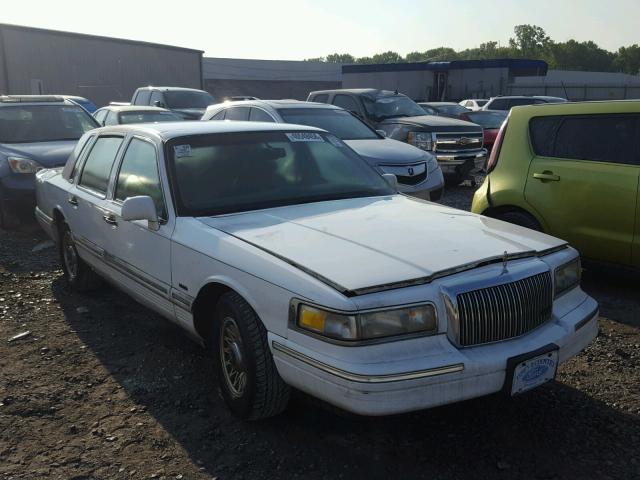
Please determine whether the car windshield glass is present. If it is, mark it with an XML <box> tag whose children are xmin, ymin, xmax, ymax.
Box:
<box><xmin>465</xmin><ymin>111</ymin><xmax>507</xmax><ymax>129</ymax></box>
<box><xmin>0</xmin><ymin>105</ymin><xmax>97</xmax><ymax>143</ymax></box>
<box><xmin>119</xmin><ymin>111</ymin><xmax>181</xmax><ymax>124</ymax></box>
<box><xmin>363</xmin><ymin>95</ymin><xmax>425</xmax><ymax>120</ymax></box>
<box><xmin>168</xmin><ymin>131</ymin><xmax>393</xmax><ymax>216</ymax></box>
<box><xmin>435</xmin><ymin>104</ymin><xmax>469</xmax><ymax>116</ymax></box>
<box><xmin>277</xmin><ymin>108</ymin><xmax>378</xmax><ymax>140</ymax></box>
<box><xmin>164</xmin><ymin>91</ymin><xmax>216</xmax><ymax>109</ymax></box>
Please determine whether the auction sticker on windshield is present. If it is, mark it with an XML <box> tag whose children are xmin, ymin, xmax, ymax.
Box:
<box><xmin>286</xmin><ymin>132</ymin><xmax>324</xmax><ymax>142</ymax></box>
<box><xmin>174</xmin><ymin>145</ymin><xmax>192</xmax><ymax>157</ymax></box>
<box><xmin>510</xmin><ymin>350</ymin><xmax>558</xmax><ymax>395</ymax></box>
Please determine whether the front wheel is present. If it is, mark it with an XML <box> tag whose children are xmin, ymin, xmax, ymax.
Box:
<box><xmin>212</xmin><ymin>291</ymin><xmax>290</xmax><ymax>420</ymax></box>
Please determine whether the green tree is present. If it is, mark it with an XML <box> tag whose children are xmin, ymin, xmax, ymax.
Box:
<box><xmin>405</xmin><ymin>47</ymin><xmax>458</xmax><ymax>62</ymax></box>
<box><xmin>549</xmin><ymin>40</ymin><xmax>615</xmax><ymax>71</ymax></box>
<box><xmin>370</xmin><ymin>51</ymin><xmax>405</xmax><ymax>64</ymax></box>
<box><xmin>509</xmin><ymin>24</ymin><xmax>551</xmax><ymax>57</ymax></box>
<box><xmin>614</xmin><ymin>44</ymin><xmax>640</xmax><ymax>74</ymax></box>
<box><xmin>325</xmin><ymin>53</ymin><xmax>356</xmax><ymax>63</ymax></box>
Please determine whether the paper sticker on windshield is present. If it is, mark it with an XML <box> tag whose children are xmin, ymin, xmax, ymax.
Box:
<box><xmin>174</xmin><ymin>144</ymin><xmax>192</xmax><ymax>158</ymax></box>
<box><xmin>286</xmin><ymin>132</ymin><xmax>324</xmax><ymax>143</ymax></box>
<box><xmin>326</xmin><ymin>135</ymin><xmax>345</xmax><ymax>148</ymax></box>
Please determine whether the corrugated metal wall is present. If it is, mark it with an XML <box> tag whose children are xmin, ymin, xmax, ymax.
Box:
<box><xmin>0</xmin><ymin>25</ymin><xmax>203</xmax><ymax>107</ymax></box>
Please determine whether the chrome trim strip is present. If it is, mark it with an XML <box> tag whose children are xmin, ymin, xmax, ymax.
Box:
<box><xmin>272</xmin><ymin>341</ymin><xmax>464</xmax><ymax>383</ymax></box>
<box><xmin>171</xmin><ymin>291</ymin><xmax>193</xmax><ymax>310</ymax></box>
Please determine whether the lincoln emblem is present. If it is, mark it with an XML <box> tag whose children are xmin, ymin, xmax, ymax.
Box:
<box><xmin>502</xmin><ymin>251</ymin><xmax>509</xmax><ymax>274</ymax></box>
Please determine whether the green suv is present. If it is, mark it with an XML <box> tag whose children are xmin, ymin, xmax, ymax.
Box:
<box><xmin>472</xmin><ymin>100</ymin><xmax>640</xmax><ymax>268</ymax></box>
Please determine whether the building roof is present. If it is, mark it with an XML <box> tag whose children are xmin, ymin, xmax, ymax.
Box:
<box><xmin>0</xmin><ymin>23</ymin><xmax>203</xmax><ymax>54</ymax></box>
<box><xmin>343</xmin><ymin>59</ymin><xmax>548</xmax><ymax>76</ymax></box>
<box><xmin>203</xmin><ymin>57</ymin><xmax>342</xmax><ymax>81</ymax></box>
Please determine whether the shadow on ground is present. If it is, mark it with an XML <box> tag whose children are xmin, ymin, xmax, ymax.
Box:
<box><xmin>49</xmin><ymin>276</ymin><xmax>639</xmax><ymax>480</ymax></box>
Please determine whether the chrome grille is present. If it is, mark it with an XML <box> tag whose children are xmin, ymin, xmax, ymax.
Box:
<box><xmin>434</xmin><ymin>132</ymin><xmax>484</xmax><ymax>153</ymax></box>
<box><xmin>456</xmin><ymin>272</ymin><xmax>553</xmax><ymax>347</ymax></box>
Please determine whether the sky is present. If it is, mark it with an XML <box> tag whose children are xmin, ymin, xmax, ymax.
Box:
<box><xmin>1</xmin><ymin>0</ymin><xmax>638</xmax><ymax>60</ymax></box>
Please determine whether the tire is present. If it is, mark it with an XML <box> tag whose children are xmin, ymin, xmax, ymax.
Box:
<box><xmin>212</xmin><ymin>291</ymin><xmax>290</xmax><ymax>420</ymax></box>
<box><xmin>496</xmin><ymin>211</ymin><xmax>543</xmax><ymax>232</ymax></box>
<box><xmin>59</xmin><ymin>224</ymin><xmax>102</xmax><ymax>291</ymax></box>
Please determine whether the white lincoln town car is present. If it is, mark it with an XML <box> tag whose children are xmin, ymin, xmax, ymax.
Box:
<box><xmin>35</xmin><ymin>121</ymin><xmax>598</xmax><ymax>420</ymax></box>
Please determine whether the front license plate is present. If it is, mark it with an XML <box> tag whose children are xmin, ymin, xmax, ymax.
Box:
<box><xmin>510</xmin><ymin>350</ymin><xmax>558</xmax><ymax>396</ymax></box>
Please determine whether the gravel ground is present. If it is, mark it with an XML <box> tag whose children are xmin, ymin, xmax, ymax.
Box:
<box><xmin>1</xmin><ymin>184</ymin><xmax>639</xmax><ymax>480</ymax></box>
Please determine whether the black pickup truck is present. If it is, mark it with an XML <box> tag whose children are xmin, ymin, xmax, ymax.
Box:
<box><xmin>307</xmin><ymin>89</ymin><xmax>486</xmax><ymax>183</ymax></box>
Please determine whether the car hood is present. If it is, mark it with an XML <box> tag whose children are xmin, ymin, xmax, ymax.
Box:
<box><xmin>173</xmin><ymin>108</ymin><xmax>206</xmax><ymax>119</ymax></box>
<box><xmin>380</xmin><ymin>115</ymin><xmax>481</xmax><ymax>133</ymax></box>
<box><xmin>199</xmin><ymin>195</ymin><xmax>565</xmax><ymax>295</ymax></box>
<box><xmin>344</xmin><ymin>138</ymin><xmax>427</xmax><ymax>165</ymax></box>
<box><xmin>0</xmin><ymin>140</ymin><xmax>77</xmax><ymax>168</ymax></box>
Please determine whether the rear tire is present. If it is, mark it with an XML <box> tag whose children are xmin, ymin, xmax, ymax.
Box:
<box><xmin>212</xmin><ymin>291</ymin><xmax>290</xmax><ymax>420</ymax></box>
<box><xmin>495</xmin><ymin>211</ymin><xmax>542</xmax><ymax>232</ymax></box>
<box><xmin>59</xmin><ymin>224</ymin><xmax>102</xmax><ymax>291</ymax></box>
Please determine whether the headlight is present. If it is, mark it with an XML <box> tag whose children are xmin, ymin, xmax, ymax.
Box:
<box><xmin>7</xmin><ymin>157</ymin><xmax>44</xmax><ymax>174</ymax></box>
<box><xmin>297</xmin><ymin>303</ymin><xmax>437</xmax><ymax>341</ymax></box>
<box><xmin>554</xmin><ymin>258</ymin><xmax>581</xmax><ymax>296</ymax></box>
<box><xmin>407</xmin><ymin>131</ymin><xmax>433</xmax><ymax>151</ymax></box>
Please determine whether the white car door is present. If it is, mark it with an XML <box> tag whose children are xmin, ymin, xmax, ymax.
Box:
<box><xmin>98</xmin><ymin>135</ymin><xmax>176</xmax><ymax>321</ymax></box>
<box><xmin>68</xmin><ymin>135</ymin><xmax>126</xmax><ymax>273</ymax></box>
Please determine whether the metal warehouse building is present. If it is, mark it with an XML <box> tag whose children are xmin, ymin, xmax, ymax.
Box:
<box><xmin>342</xmin><ymin>59</ymin><xmax>548</xmax><ymax>101</ymax></box>
<box><xmin>203</xmin><ymin>57</ymin><xmax>342</xmax><ymax>100</ymax></box>
<box><xmin>0</xmin><ymin>24</ymin><xmax>203</xmax><ymax>108</ymax></box>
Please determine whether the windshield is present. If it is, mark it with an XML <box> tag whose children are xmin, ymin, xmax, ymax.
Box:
<box><xmin>165</xmin><ymin>91</ymin><xmax>216</xmax><ymax>109</ymax></box>
<box><xmin>362</xmin><ymin>95</ymin><xmax>425</xmax><ymax>121</ymax></box>
<box><xmin>465</xmin><ymin>111</ymin><xmax>508</xmax><ymax>129</ymax></box>
<box><xmin>434</xmin><ymin>104</ymin><xmax>469</xmax><ymax>116</ymax></box>
<box><xmin>168</xmin><ymin>131</ymin><xmax>393</xmax><ymax>216</ymax></box>
<box><xmin>119</xmin><ymin>111</ymin><xmax>182</xmax><ymax>124</ymax></box>
<box><xmin>0</xmin><ymin>105</ymin><xmax>97</xmax><ymax>143</ymax></box>
<box><xmin>277</xmin><ymin>108</ymin><xmax>379</xmax><ymax>140</ymax></box>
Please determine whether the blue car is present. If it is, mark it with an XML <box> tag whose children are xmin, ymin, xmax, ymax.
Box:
<box><xmin>0</xmin><ymin>95</ymin><xmax>99</xmax><ymax>228</ymax></box>
<box><xmin>63</xmin><ymin>95</ymin><xmax>98</xmax><ymax>114</ymax></box>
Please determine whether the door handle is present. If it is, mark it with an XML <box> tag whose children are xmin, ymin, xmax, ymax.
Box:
<box><xmin>103</xmin><ymin>214</ymin><xmax>118</xmax><ymax>226</ymax></box>
<box><xmin>67</xmin><ymin>196</ymin><xmax>78</xmax><ymax>206</ymax></box>
<box><xmin>533</xmin><ymin>172</ymin><xmax>560</xmax><ymax>182</ymax></box>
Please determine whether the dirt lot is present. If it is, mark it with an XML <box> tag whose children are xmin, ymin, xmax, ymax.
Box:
<box><xmin>1</xmin><ymin>185</ymin><xmax>639</xmax><ymax>480</ymax></box>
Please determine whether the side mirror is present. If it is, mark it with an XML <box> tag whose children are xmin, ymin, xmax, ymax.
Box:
<box><xmin>376</xmin><ymin>129</ymin><xmax>387</xmax><ymax>138</ymax></box>
<box><xmin>121</xmin><ymin>196</ymin><xmax>159</xmax><ymax>230</ymax></box>
<box><xmin>153</xmin><ymin>100</ymin><xmax>165</xmax><ymax>108</ymax></box>
<box><xmin>382</xmin><ymin>173</ymin><xmax>398</xmax><ymax>190</ymax></box>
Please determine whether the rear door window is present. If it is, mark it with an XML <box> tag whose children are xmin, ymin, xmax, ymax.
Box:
<box><xmin>79</xmin><ymin>136</ymin><xmax>123</xmax><ymax>195</ymax></box>
<box><xmin>332</xmin><ymin>95</ymin><xmax>360</xmax><ymax>114</ymax></box>
<box><xmin>225</xmin><ymin>107</ymin><xmax>250</xmax><ymax>121</ymax></box>
<box><xmin>210</xmin><ymin>110</ymin><xmax>226</xmax><ymax>120</ymax></box>
<box><xmin>312</xmin><ymin>94</ymin><xmax>329</xmax><ymax>104</ymax></box>
<box><xmin>134</xmin><ymin>90</ymin><xmax>151</xmax><ymax>106</ymax></box>
<box><xmin>530</xmin><ymin>114</ymin><xmax>639</xmax><ymax>165</ymax></box>
<box><xmin>249</xmin><ymin>108</ymin><xmax>275</xmax><ymax>122</ymax></box>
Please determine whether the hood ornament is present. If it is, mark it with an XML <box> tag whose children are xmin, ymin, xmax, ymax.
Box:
<box><xmin>502</xmin><ymin>251</ymin><xmax>509</xmax><ymax>274</ymax></box>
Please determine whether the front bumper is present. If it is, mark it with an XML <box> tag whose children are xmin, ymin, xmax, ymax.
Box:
<box><xmin>271</xmin><ymin>292</ymin><xmax>598</xmax><ymax>416</ymax></box>
<box><xmin>438</xmin><ymin>150</ymin><xmax>486</xmax><ymax>178</ymax></box>
<box><xmin>0</xmin><ymin>174</ymin><xmax>37</xmax><ymax>220</ymax></box>
<box><xmin>396</xmin><ymin>166</ymin><xmax>445</xmax><ymax>201</ymax></box>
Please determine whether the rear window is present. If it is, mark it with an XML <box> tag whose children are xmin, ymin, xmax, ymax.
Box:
<box><xmin>0</xmin><ymin>105</ymin><xmax>97</xmax><ymax>143</ymax></box>
<box><xmin>119</xmin><ymin>111</ymin><xmax>181</xmax><ymax>124</ymax></box>
<box><xmin>530</xmin><ymin>114</ymin><xmax>639</xmax><ymax>165</ymax></box>
<box><xmin>79</xmin><ymin>137</ymin><xmax>123</xmax><ymax>194</ymax></box>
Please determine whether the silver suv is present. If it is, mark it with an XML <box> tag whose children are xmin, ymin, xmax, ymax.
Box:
<box><xmin>202</xmin><ymin>100</ymin><xmax>445</xmax><ymax>201</ymax></box>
